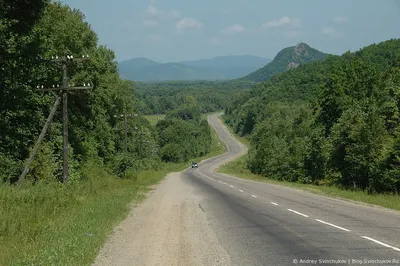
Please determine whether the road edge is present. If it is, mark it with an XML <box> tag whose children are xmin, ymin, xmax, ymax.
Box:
<box><xmin>211</xmin><ymin>113</ymin><xmax>400</xmax><ymax>215</ymax></box>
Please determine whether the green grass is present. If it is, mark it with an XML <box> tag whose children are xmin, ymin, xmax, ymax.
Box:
<box><xmin>0</xmin><ymin>163</ymin><xmax>174</xmax><ymax>266</ymax></box>
<box><xmin>144</xmin><ymin>114</ymin><xmax>166</xmax><ymax>125</ymax></box>
<box><xmin>145</xmin><ymin>111</ymin><xmax>222</xmax><ymax>126</ymax></box>
<box><xmin>0</xmin><ymin>114</ymin><xmax>227</xmax><ymax>266</ymax></box>
<box><xmin>217</xmin><ymin>118</ymin><xmax>400</xmax><ymax>212</ymax></box>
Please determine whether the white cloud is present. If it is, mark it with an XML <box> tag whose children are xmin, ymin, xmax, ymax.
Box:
<box><xmin>176</xmin><ymin>18</ymin><xmax>203</xmax><ymax>31</ymax></box>
<box><xmin>208</xmin><ymin>38</ymin><xmax>221</xmax><ymax>45</ymax></box>
<box><xmin>221</xmin><ymin>24</ymin><xmax>245</xmax><ymax>34</ymax></box>
<box><xmin>145</xmin><ymin>0</ymin><xmax>158</xmax><ymax>15</ymax></box>
<box><xmin>168</xmin><ymin>10</ymin><xmax>181</xmax><ymax>18</ymax></box>
<box><xmin>262</xmin><ymin>16</ymin><xmax>302</xmax><ymax>29</ymax></box>
<box><xmin>321</xmin><ymin>27</ymin><xmax>343</xmax><ymax>38</ymax></box>
<box><xmin>142</xmin><ymin>19</ymin><xmax>159</xmax><ymax>27</ymax></box>
<box><xmin>145</xmin><ymin>0</ymin><xmax>180</xmax><ymax>20</ymax></box>
<box><xmin>333</xmin><ymin>16</ymin><xmax>349</xmax><ymax>23</ymax></box>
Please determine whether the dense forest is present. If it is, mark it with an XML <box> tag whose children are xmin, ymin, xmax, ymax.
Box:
<box><xmin>157</xmin><ymin>102</ymin><xmax>212</xmax><ymax>163</ymax></box>
<box><xmin>225</xmin><ymin>39</ymin><xmax>400</xmax><ymax>194</ymax></box>
<box><xmin>0</xmin><ymin>1</ymin><xmax>212</xmax><ymax>183</ymax></box>
<box><xmin>134</xmin><ymin>80</ymin><xmax>255</xmax><ymax>114</ymax></box>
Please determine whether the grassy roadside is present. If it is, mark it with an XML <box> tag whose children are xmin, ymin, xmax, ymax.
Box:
<box><xmin>217</xmin><ymin>116</ymin><xmax>400</xmax><ymax>211</ymax></box>
<box><xmin>0</xmin><ymin>115</ymin><xmax>226</xmax><ymax>266</ymax></box>
<box><xmin>143</xmin><ymin>114</ymin><xmax>166</xmax><ymax>126</ymax></box>
<box><xmin>144</xmin><ymin>111</ymin><xmax>222</xmax><ymax>126</ymax></box>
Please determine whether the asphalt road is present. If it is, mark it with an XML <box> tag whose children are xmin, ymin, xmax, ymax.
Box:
<box><xmin>183</xmin><ymin>114</ymin><xmax>400</xmax><ymax>266</ymax></box>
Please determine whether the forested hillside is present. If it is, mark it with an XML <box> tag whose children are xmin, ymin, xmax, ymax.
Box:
<box><xmin>157</xmin><ymin>103</ymin><xmax>212</xmax><ymax>163</ymax></box>
<box><xmin>135</xmin><ymin>80</ymin><xmax>255</xmax><ymax>114</ymax></box>
<box><xmin>225</xmin><ymin>39</ymin><xmax>400</xmax><ymax>194</ymax></box>
<box><xmin>242</xmin><ymin>43</ymin><xmax>330</xmax><ymax>82</ymax></box>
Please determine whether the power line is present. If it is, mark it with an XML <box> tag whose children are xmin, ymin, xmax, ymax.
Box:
<box><xmin>19</xmin><ymin>54</ymin><xmax>92</xmax><ymax>183</ymax></box>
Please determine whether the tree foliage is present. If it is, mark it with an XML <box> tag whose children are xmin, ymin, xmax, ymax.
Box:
<box><xmin>134</xmin><ymin>80</ymin><xmax>254</xmax><ymax>114</ymax></box>
<box><xmin>225</xmin><ymin>38</ymin><xmax>400</xmax><ymax>194</ymax></box>
<box><xmin>156</xmin><ymin>103</ymin><xmax>211</xmax><ymax>163</ymax></box>
<box><xmin>0</xmin><ymin>1</ymin><xmax>159</xmax><ymax>182</ymax></box>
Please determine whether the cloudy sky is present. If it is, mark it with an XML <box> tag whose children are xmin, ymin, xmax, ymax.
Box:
<box><xmin>61</xmin><ymin>0</ymin><xmax>400</xmax><ymax>63</ymax></box>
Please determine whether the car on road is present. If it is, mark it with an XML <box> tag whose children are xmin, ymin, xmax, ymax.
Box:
<box><xmin>191</xmin><ymin>162</ymin><xmax>198</xmax><ymax>168</ymax></box>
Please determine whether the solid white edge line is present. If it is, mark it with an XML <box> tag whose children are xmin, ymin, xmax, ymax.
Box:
<box><xmin>315</xmin><ymin>219</ymin><xmax>351</xmax><ymax>232</ymax></box>
<box><xmin>239</xmin><ymin>190</ymin><xmax>244</xmax><ymax>192</ymax></box>
<box><xmin>271</xmin><ymin>202</ymin><xmax>278</xmax><ymax>206</ymax></box>
<box><xmin>287</xmin><ymin>209</ymin><xmax>309</xmax><ymax>218</ymax></box>
<box><xmin>361</xmin><ymin>236</ymin><xmax>400</xmax><ymax>252</ymax></box>
<box><xmin>251</xmin><ymin>195</ymin><xmax>257</xmax><ymax>198</ymax></box>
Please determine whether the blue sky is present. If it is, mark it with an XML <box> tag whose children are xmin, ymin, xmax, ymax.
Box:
<box><xmin>61</xmin><ymin>0</ymin><xmax>400</xmax><ymax>63</ymax></box>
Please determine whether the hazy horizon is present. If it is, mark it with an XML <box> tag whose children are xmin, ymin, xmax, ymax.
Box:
<box><xmin>61</xmin><ymin>0</ymin><xmax>400</xmax><ymax>63</ymax></box>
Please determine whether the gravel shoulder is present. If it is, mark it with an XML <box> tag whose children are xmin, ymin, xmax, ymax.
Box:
<box><xmin>92</xmin><ymin>171</ymin><xmax>232</xmax><ymax>266</ymax></box>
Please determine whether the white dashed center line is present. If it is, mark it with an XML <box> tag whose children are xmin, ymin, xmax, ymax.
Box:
<box><xmin>361</xmin><ymin>236</ymin><xmax>400</xmax><ymax>252</ymax></box>
<box><xmin>287</xmin><ymin>209</ymin><xmax>309</xmax><ymax>218</ymax></box>
<box><xmin>196</xmin><ymin>168</ymin><xmax>400</xmax><ymax>255</ymax></box>
<box><xmin>315</xmin><ymin>219</ymin><xmax>351</xmax><ymax>232</ymax></box>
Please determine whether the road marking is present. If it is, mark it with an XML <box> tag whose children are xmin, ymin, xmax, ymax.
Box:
<box><xmin>315</xmin><ymin>219</ymin><xmax>351</xmax><ymax>232</ymax></box>
<box><xmin>239</xmin><ymin>190</ymin><xmax>244</xmax><ymax>192</ymax></box>
<box><xmin>218</xmin><ymin>181</ymin><xmax>222</xmax><ymax>183</ymax></box>
<box><xmin>288</xmin><ymin>209</ymin><xmax>309</xmax><ymax>218</ymax></box>
<box><xmin>251</xmin><ymin>195</ymin><xmax>257</xmax><ymax>198</ymax></box>
<box><xmin>271</xmin><ymin>202</ymin><xmax>278</xmax><ymax>206</ymax></box>
<box><xmin>230</xmin><ymin>185</ymin><xmax>234</xmax><ymax>188</ymax></box>
<box><xmin>361</xmin><ymin>236</ymin><xmax>400</xmax><ymax>252</ymax></box>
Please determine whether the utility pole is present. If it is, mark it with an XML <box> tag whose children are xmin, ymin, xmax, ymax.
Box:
<box><xmin>139</xmin><ymin>129</ymin><xmax>142</xmax><ymax>172</ymax></box>
<box><xmin>38</xmin><ymin>54</ymin><xmax>92</xmax><ymax>183</ymax></box>
<box><xmin>113</xmin><ymin>113</ymin><xmax>138</xmax><ymax>152</ymax></box>
<box><xmin>135</xmin><ymin>128</ymin><xmax>150</xmax><ymax>173</ymax></box>
<box><xmin>18</xmin><ymin>95</ymin><xmax>62</xmax><ymax>183</ymax></box>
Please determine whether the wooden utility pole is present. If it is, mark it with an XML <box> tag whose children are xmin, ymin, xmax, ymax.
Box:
<box><xmin>113</xmin><ymin>113</ymin><xmax>138</xmax><ymax>152</ymax></box>
<box><xmin>18</xmin><ymin>95</ymin><xmax>62</xmax><ymax>183</ymax></box>
<box><xmin>38</xmin><ymin>54</ymin><xmax>92</xmax><ymax>183</ymax></box>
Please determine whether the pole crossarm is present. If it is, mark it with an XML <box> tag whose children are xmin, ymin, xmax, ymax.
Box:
<box><xmin>31</xmin><ymin>54</ymin><xmax>92</xmax><ymax>183</ymax></box>
<box><xmin>36</xmin><ymin>54</ymin><xmax>90</xmax><ymax>63</ymax></box>
<box><xmin>113</xmin><ymin>113</ymin><xmax>138</xmax><ymax>118</ymax></box>
<box><xmin>38</xmin><ymin>86</ymin><xmax>93</xmax><ymax>92</ymax></box>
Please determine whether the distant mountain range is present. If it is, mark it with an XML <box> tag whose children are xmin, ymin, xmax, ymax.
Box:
<box><xmin>242</xmin><ymin>43</ymin><xmax>330</xmax><ymax>82</ymax></box>
<box><xmin>119</xmin><ymin>43</ymin><xmax>331</xmax><ymax>83</ymax></box>
<box><xmin>118</xmin><ymin>55</ymin><xmax>271</xmax><ymax>82</ymax></box>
